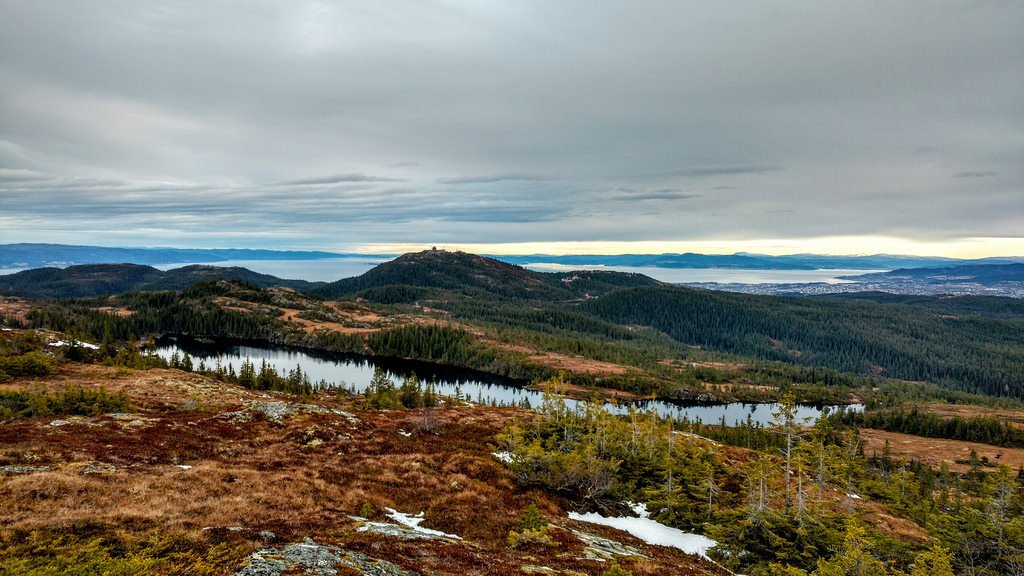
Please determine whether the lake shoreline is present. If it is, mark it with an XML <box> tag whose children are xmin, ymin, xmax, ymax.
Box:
<box><xmin>155</xmin><ymin>334</ymin><xmax>863</xmax><ymax>425</ymax></box>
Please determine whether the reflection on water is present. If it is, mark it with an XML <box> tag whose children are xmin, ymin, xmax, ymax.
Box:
<box><xmin>156</xmin><ymin>338</ymin><xmax>860</xmax><ymax>426</ymax></box>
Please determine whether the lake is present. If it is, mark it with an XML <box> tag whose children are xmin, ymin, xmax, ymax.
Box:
<box><xmin>155</xmin><ymin>338</ymin><xmax>860</xmax><ymax>426</ymax></box>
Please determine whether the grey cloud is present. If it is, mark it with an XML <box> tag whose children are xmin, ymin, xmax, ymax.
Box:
<box><xmin>0</xmin><ymin>177</ymin><xmax>574</xmax><ymax>235</ymax></box>
<box><xmin>436</xmin><ymin>174</ymin><xmax>555</xmax><ymax>185</ymax></box>
<box><xmin>655</xmin><ymin>164</ymin><xmax>783</xmax><ymax>179</ymax></box>
<box><xmin>607</xmin><ymin>187</ymin><xmax>701</xmax><ymax>202</ymax></box>
<box><xmin>1</xmin><ymin>1</ymin><xmax>1022</xmax><ymax>248</ymax></box>
<box><xmin>274</xmin><ymin>174</ymin><xmax>404</xmax><ymax>186</ymax></box>
<box><xmin>952</xmin><ymin>171</ymin><xmax>998</xmax><ymax>179</ymax></box>
<box><xmin>0</xmin><ymin>169</ymin><xmax>50</xmax><ymax>183</ymax></box>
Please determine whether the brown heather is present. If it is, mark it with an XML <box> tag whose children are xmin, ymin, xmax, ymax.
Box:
<box><xmin>0</xmin><ymin>362</ymin><xmax>723</xmax><ymax>575</ymax></box>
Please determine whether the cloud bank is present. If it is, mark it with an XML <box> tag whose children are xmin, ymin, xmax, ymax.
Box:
<box><xmin>1</xmin><ymin>1</ymin><xmax>1021</xmax><ymax>253</ymax></box>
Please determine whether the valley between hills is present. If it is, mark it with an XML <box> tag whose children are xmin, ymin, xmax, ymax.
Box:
<box><xmin>2</xmin><ymin>249</ymin><xmax>1024</xmax><ymax>575</ymax></box>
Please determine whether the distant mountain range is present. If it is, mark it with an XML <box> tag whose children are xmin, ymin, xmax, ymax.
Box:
<box><xmin>0</xmin><ymin>251</ymin><xmax>660</xmax><ymax>300</ymax></box>
<box><xmin>0</xmin><ymin>243</ymin><xmax>360</xmax><ymax>269</ymax></box>
<box><xmin>494</xmin><ymin>252</ymin><xmax>1024</xmax><ymax>270</ymax></box>
<box><xmin>841</xmin><ymin>262</ymin><xmax>1024</xmax><ymax>283</ymax></box>
<box><xmin>3</xmin><ymin>243</ymin><xmax>1023</xmax><ymax>273</ymax></box>
<box><xmin>0</xmin><ymin>263</ymin><xmax>323</xmax><ymax>299</ymax></box>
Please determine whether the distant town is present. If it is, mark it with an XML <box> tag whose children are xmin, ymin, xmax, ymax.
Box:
<box><xmin>686</xmin><ymin>279</ymin><xmax>1024</xmax><ymax>298</ymax></box>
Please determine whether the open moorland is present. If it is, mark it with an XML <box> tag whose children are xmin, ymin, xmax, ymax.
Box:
<box><xmin>3</xmin><ymin>251</ymin><xmax>1024</xmax><ymax>575</ymax></box>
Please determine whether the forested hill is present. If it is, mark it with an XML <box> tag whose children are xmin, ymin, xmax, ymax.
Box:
<box><xmin>841</xmin><ymin>262</ymin><xmax>1024</xmax><ymax>283</ymax></box>
<box><xmin>0</xmin><ymin>263</ymin><xmax>323</xmax><ymax>298</ymax></box>
<box><xmin>818</xmin><ymin>291</ymin><xmax>1024</xmax><ymax>319</ymax></box>
<box><xmin>581</xmin><ymin>285</ymin><xmax>1024</xmax><ymax>398</ymax></box>
<box><xmin>8</xmin><ymin>249</ymin><xmax>1024</xmax><ymax>399</ymax></box>
<box><xmin>310</xmin><ymin>249</ymin><xmax>662</xmax><ymax>301</ymax></box>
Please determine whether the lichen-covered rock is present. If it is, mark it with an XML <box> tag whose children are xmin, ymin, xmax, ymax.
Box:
<box><xmin>569</xmin><ymin>528</ymin><xmax>645</xmax><ymax>561</ymax></box>
<box><xmin>0</xmin><ymin>465</ymin><xmax>53</xmax><ymax>475</ymax></box>
<box><xmin>233</xmin><ymin>538</ymin><xmax>419</xmax><ymax>576</ymax></box>
<box><xmin>231</xmin><ymin>402</ymin><xmax>359</xmax><ymax>425</ymax></box>
<box><xmin>250</xmin><ymin>401</ymin><xmax>294</xmax><ymax>423</ymax></box>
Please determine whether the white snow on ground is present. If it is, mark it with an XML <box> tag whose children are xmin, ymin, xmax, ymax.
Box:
<box><xmin>177</xmin><ymin>465</ymin><xmax>193</xmax><ymax>470</ymax></box>
<box><xmin>569</xmin><ymin>506</ymin><xmax>717</xmax><ymax>558</ymax></box>
<box><xmin>492</xmin><ymin>451</ymin><xmax>516</xmax><ymax>463</ymax></box>
<box><xmin>627</xmin><ymin>502</ymin><xmax>648</xmax><ymax>517</ymax></box>
<box><xmin>846</xmin><ymin>493</ymin><xmax>862</xmax><ymax>500</ymax></box>
<box><xmin>398</xmin><ymin>430</ymin><xmax>412</xmax><ymax>437</ymax></box>
<box><xmin>385</xmin><ymin>508</ymin><xmax>462</xmax><ymax>540</ymax></box>
<box><xmin>50</xmin><ymin>340</ymin><xmax>100</xmax><ymax>350</ymax></box>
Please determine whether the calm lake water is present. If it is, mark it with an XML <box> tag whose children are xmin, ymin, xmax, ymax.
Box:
<box><xmin>521</xmin><ymin>263</ymin><xmax>884</xmax><ymax>285</ymax></box>
<box><xmin>155</xmin><ymin>338</ymin><xmax>860</xmax><ymax>426</ymax></box>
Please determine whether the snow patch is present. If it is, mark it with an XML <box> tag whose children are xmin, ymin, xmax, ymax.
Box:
<box><xmin>846</xmin><ymin>493</ymin><xmax>862</xmax><ymax>500</ymax></box>
<box><xmin>50</xmin><ymin>340</ymin><xmax>100</xmax><ymax>350</ymax></box>
<box><xmin>177</xmin><ymin>465</ymin><xmax>193</xmax><ymax>470</ymax></box>
<box><xmin>385</xmin><ymin>508</ymin><xmax>462</xmax><ymax>540</ymax></box>
<box><xmin>627</xmin><ymin>501</ymin><xmax>649</xmax><ymax>518</ymax></box>
<box><xmin>492</xmin><ymin>451</ymin><xmax>516</xmax><ymax>464</ymax></box>
<box><xmin>398</xmin><ymin>429</ymin><xmax>412</xmax><ymax>437</ymax></box>
<box><xmin>569</xmin><ymin>509</ymin><xmax>716</xmax><ymax>558</ymax></box>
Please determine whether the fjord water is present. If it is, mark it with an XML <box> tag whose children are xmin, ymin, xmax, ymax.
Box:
<box><xmin>145</xmin><ymin>258</ymin><xmax>877</xmax><ymax>285</ymax></box>
<box><xmin>156</xmin><ymin>338</ymin><xmax>859</xmax><ymax>426</ymax></box>
<box><xmin>522</xmin><ymin>263</ymin><xmax>884</xmax><ymax>284</ymax></box>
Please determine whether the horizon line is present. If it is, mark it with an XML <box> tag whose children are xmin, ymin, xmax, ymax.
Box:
<box><xmin>4</xmin><ymin>236</ymin><xmax>1024</xmax><ymax>260</ymax></box>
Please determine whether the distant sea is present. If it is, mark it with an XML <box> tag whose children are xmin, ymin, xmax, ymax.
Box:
<box><xmin>521</xmin><ymin>263</ymin><xmax>885</xmax><ymax>285</ymax></box>
<box><xmin>0</xmin><ymin>257</ymin><xmax>886</xmax><ymax>285</ymax></box>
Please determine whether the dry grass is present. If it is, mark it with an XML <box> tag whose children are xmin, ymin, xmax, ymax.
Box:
<box><xmin>659</xmin><ymin>360</ymin><xmax>748</xmax><ymax>373</ymax></box>
<box><xmin>0</xmin><ymin>363</ymin><xmax>254</xmax><ymax>411</ymax></box>
<box><xmin>915</xmin><ymin>403</ymin><xmax>1024</xmax><ymax>429</ymax></box>
<box><xmin>526</xmin><ymin>381</ymin><xmax>653</xmax><ymax>402</ymax></box>
<box><xmin>0</xmin><ymin>362</ymin><xmax>723</xmax><ymax>575</ymax></box>
<box><xmin>93</xmin><ymin>305</ymin><xmax>135</xmax><ymax>317</ymax></box>
<box><xmin>861</xmin><ymin>428</ymin><xmax>1024</xmax><ymax>473</ymax></box>
<box><xmin>484</xmin><ymin>339</ymin><xmax>636</xmax><ymax>378</ymax></box>
<box><xmin>278</xmin><ymin>307</ymin><xmax>379</xmax><ymax>335</ymax></box>
<box><xmin>0</xmin><ymin>297</ymin><xmax>31</xmax><ymax>324</ymax></box>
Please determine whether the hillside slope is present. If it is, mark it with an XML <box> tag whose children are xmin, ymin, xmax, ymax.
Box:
<box><xmin>0</xmin><ymin>263</ymin><xmax>322</xmax><ymax>298</ymax></box>
<box><xmin>312</xmin><ymin>249</ymin><xmax>661</xmax><ymax>301</ymax></box>
<box><xmin>581</xmin><ymin>285</ymin><xmax>1024</xmax><ymax>398</ymax></box>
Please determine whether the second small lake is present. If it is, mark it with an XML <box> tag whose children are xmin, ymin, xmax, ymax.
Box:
<box><xmin>155</xmin><ymin>337</ymin><xmax>861</xmax><ymax>426</ymax></box>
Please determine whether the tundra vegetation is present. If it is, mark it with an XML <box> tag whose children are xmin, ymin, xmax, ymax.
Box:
<box><xmin>2</xmin><ymin>251</ymin><xmax>1024</xmax><ymax>574</ymax></box>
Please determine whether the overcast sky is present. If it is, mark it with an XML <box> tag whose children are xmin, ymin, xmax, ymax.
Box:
<box><xmin>1</xmin><ymin>1</ymin><xmax>1022</xmax><ymax>256</ymax></box>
